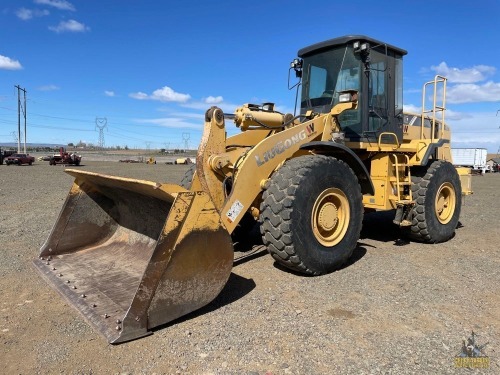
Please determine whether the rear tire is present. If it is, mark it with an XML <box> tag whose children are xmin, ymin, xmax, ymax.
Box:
<box><xmin>260</xmin><ymin>155</ymin><xmax>363</xmax><ymax>275</ymax></box>
<box><xmin>407</xmin><ymin>160</ymin><xmax>461</xmax><ymax>243</ymax></box>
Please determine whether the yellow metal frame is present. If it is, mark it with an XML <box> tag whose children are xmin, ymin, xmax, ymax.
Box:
<box><xmin>194</xmin><ymin>102</ymin><xmax>357</xmax><ymax>233</ymax></box>
<box><xmin>421</xmin><ymin>75</ymin><xmax>447</xmax><ymax>142</ymax></box>
<box><xmin>194</xmin><ymin>75</ymin><xmax>469</xmax><ymax>222</ymax></box>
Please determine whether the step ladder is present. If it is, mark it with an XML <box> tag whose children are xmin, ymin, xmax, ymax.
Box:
<box><xmin>390</xmin><ymin>154</ymin><xmax>414</xmax><ymax>226</ymax></box>
<box><xmin>389</xmin><ymin>153</ymin><xmax>412</xmax><ymax>203</ymax></box>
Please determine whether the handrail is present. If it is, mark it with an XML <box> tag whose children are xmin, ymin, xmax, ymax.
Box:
<box><xmin>378</xmin><ymin>132</ymin><xmax>400</xmax><ymax>150</ymax></box>
<box><xmin>421</xmin><ymin>75</ymin><xmax>447</xmax><ymax>142</ymax></box>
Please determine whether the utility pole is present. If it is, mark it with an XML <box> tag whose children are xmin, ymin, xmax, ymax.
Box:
<box><xmin>497</xmin><ymin>110</ymin><xmax>500</xmax><ymax>158</ymax></box>
<box><xmin>95</xmin><ymin>117</ymin><xmax>108</xmax><ymax>149</ymax></box>
<box><xmin>15</xmin><ymin>85</ymin><xmax>27</xmax><ymax>153</ymax></box>
<box><xmin>182</xmin><ymin>132</ymin><xmax>190</xmax><ymax>151</ymax></box>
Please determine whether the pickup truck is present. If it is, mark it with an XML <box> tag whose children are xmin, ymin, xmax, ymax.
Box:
<box><xmin>4</xmin><ymin>153</ymin><xmax>35</xmax><ymax>166</ymax></box>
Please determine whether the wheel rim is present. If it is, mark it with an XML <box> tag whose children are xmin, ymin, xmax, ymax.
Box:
<box><xmin>311</xmin><ymin>188</ymin><xmax>350</xmax><ymax>247</ymax></box>
<box><xmin>434</xmin><ymin>182</ymin><xmax>456</xmax><ymax>224</ymax></box>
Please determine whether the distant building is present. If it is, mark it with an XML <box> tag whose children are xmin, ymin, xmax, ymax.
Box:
<box><xmin>486</xmin><ymin>157</ymin><xmax>500</xmax><ymax>172</ymax></box>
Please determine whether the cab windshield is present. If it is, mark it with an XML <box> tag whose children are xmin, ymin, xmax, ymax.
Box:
<box><xmin>301</xmin><ymin>45</ymin><xmax>361</xmax><ymax>116</ymax></box>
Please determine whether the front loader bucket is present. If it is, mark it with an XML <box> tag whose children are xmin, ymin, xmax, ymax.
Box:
<box><xmin>33</xmin><ymin>170</ymin><xmax>233</xmax><ymax>344</ymax></box>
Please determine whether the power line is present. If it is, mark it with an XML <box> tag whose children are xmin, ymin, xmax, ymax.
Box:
<box><xmin>1</xmin><ymin>106</ymin><xmax>193</xmax><ymax>131</ymax></box>
<box><xmin>25</xmin><ymin>112</ymin><xmax>91</xmax><ymax>123</ymax></box>
<box><xmin>0</xmin><ymin>118</ymin><xmax>93</xmax><ymax>132</ymax></box>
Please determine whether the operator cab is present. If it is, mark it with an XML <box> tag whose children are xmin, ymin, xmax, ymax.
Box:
<box><xmin>296</xmin><ymin>35</ymin><xmax>407</xmax><ymax>145</ymax></box>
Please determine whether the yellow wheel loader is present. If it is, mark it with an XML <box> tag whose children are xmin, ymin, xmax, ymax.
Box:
<box><xmin>34</xmin><ymin>35</ymin><xmax>472</xmax><ymax>343</ymax></box>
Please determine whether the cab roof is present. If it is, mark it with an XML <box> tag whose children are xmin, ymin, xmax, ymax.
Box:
<box><xmin>298</xmin><ymin>35</ymin><xmax>408</xmax><ymax>57</ymax></box>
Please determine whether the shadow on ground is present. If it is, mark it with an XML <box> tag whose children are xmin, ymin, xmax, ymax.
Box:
<box><xmin>154</xmin><ymin>272</ymin><xmax>256</xmax><ymax>333</ymax></box>
<box><xmin>162</xmin><ymin>210</ymin><xmax>418</xmax><ymax>330</ymax></box>
<box><xmin>360</xmin><ymin>209</ymin><xmax>411</xmax><ymax>246</ymax></box>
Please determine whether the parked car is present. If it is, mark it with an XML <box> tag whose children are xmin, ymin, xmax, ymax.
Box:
<box><xmin>5</xmin><ymin>153</ymin><xmax>35</xmax><ymax>166</ymax></box>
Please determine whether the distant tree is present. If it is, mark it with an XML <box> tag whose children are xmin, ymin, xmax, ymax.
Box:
<box><xmin>68</xmin><ymin>142</ymin><xmax>74</xmax><ymax>147</ymax></box>
<box><xmin>124</xmin><ymin>145</ymin><xmax>129</xmax><ymax>150</ymax></box>
<box><xmin>116</xmin><ymin>145</ymin><xmax>121</xmax><ymax>150</ymax></box>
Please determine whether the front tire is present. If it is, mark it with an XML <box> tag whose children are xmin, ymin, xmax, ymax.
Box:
<box><xmin>407</xmin><ymin>160</ymin><xmax>461</xmax><ymax>243</ymax></box>
<box><xmin>260</xmin><ymin>155</ymin><xmax>363</xmax><ymax>275</ymax></box>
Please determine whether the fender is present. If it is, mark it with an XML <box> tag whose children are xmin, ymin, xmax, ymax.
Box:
<box><xmin>421</xmin><ymin>139</ymin><xmax>450</xmax><ymax>165</ymax></box>
<box><xmin>300</xmin><ymin>141</ymin><xmax>375</xmax><ymax>195</ymax></box>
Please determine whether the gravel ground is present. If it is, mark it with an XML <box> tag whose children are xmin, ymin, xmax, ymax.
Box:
<box><xmin>0</xmin><ymin>158</ymin><xmax>498</xmax><ymax>374</ymax></box>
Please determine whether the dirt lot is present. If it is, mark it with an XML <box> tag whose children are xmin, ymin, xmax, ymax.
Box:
<box><xmin>0</xmin><ymin>159</ymin><xmax>498</xmax><ymax>374</ymax></box>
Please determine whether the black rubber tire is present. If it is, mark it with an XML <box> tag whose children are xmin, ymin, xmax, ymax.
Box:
<box><xmin>259</xmin><ymin>155</ymin><xmax>363</xmax><ymax>275</ymax></box>
<box><xmin>180</xmin><ymin>164</ymin><xmax>196</xmax><ymax>189</ymax></box>
<box><xmin>406</xmin><ymin>160</ymin><xmax>461</xmax><ymax>243</ymax></box>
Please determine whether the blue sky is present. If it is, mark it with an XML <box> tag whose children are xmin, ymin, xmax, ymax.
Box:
<box><xmin>1</xmin><ymin>0</ymin><xmax>500</xmax><ymax>152</ymax></box>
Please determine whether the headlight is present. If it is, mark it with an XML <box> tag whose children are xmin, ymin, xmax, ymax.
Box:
<box><xmin>338</xmin><ymin>90</ymin><xmax>358</xmax><ymax>103</ymax></box>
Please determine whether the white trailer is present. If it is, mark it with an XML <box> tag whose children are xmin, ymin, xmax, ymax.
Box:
<box><xmin>451</xmin><ymin>148</ymin><xmax>488</xmax><ymax>173</ymax></box>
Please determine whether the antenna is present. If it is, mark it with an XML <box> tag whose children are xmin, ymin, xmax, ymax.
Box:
<box><xmin>95</xmin><ymin>117</ymin><xmax>108</xmax><ymax>149</ymax></box>
<box><xmin>182</xmin><ymin>132</ymin><xmax>190</xmax><ymax>150</ymax></box>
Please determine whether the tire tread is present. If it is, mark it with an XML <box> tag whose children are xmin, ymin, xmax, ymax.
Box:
<box><xmin>260</xmin><ymin>155</ymin><xmax>362</xmax><ymax>275</ymax></box>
